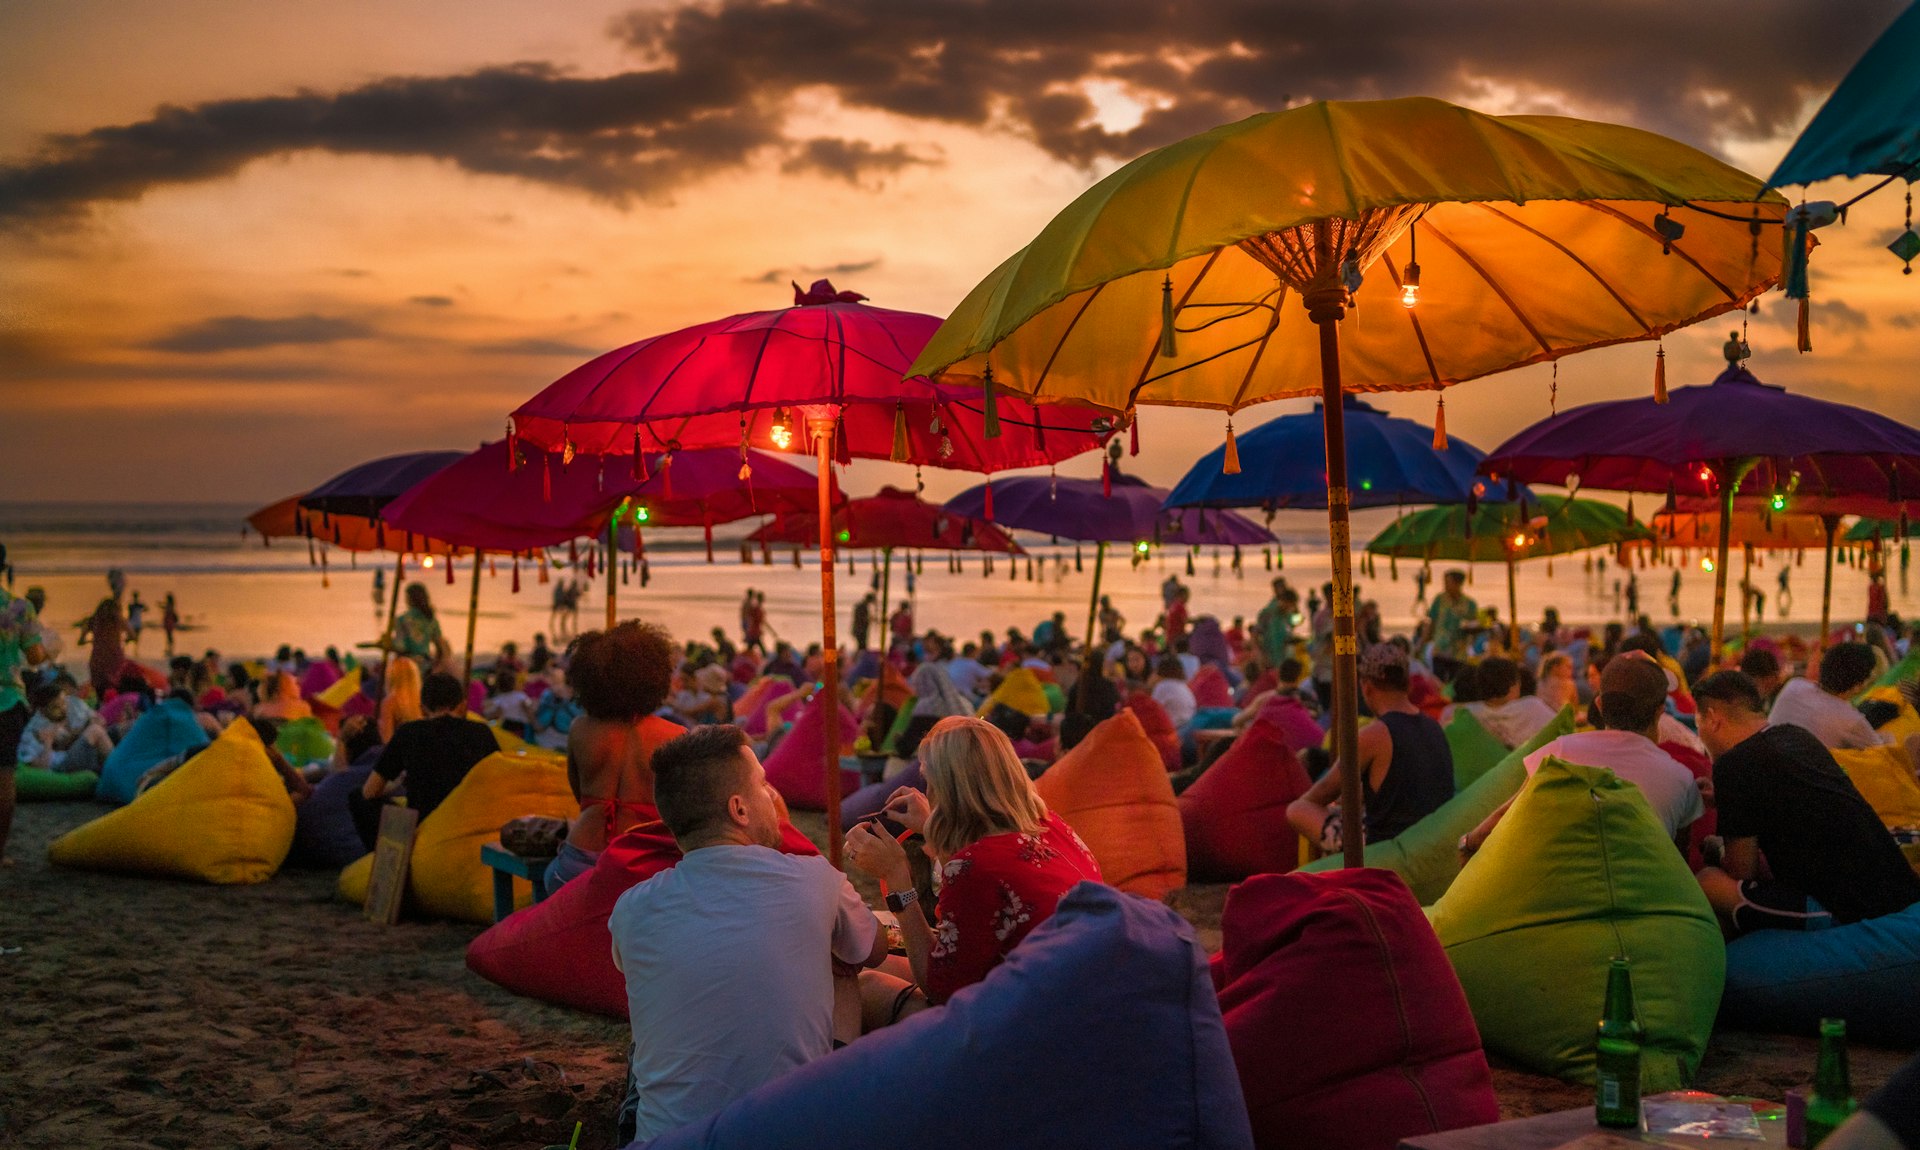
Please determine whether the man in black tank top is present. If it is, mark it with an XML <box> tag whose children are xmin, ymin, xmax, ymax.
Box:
<box><xmin>1287</xmin><ymin>644</ymin><xmax>1454</xmax><ymax>851</ymax></box>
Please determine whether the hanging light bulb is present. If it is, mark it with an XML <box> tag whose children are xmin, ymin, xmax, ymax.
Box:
<box><xmin>1700</xmin><ymin>556</ymin><xmax>1715</xmax><ymax>572</ymax></box>
<box><xmin>1400</xmin><ymin>223</ymin><xmax>1421</xmax><ymax>308</ymax></box>
<box><xmin>422</xmin><ymin>556</ymin><xmax>436</xmax><ymax>568</ymax></box>
<box><xmin>769</xmin><ymin>407</ymin><xmax>795</xmax><ymax>450</ymax></box>
<box><xmin>634</xmin><ymin>504</ymin><xmax>651</xmax><ymax>524</ymax></box>
<box><xmin>1770</xmin><ymin>490</ymin><xmax>1787</xmax><ymax>512</ymax></box>
<box><xmin>1134</xmin><ymin>540</ymin><xmax>1151</xmax><ymax>555</ymax></box>
<box><xmin>1510</xmin><ymin>532</ymin><xmax>1528</xmax><ymax>549</ymax></box>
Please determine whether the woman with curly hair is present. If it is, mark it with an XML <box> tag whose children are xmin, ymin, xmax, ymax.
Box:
<box><xmin>547</xmin><ymin>621</ymin><xmax>684</xmax><ymax>889</ymax></box>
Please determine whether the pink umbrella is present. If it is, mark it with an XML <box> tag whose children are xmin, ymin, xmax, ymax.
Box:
<box><xmin>510</xmin><ymin>280</ymin><xmax>1107</xmax><ymax>861</ymax></box>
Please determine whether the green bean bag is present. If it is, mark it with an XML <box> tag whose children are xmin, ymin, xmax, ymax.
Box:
<box><xmin>1444</xmin><ymin>709</ymin><xmax>1509</xmax><ymax>792</ymax></box>
<box><xmin>273</xmin><ymin>716</ymin><xmax>335</xmax><ymax>767</ymax></box>
<box><xmin>1425</xmin><ymin>758</ymin><xmax>1724</xmax><ymax>1092</ymax></box>
<box><xmin>1299</xmin><ymin>708</ymin><xmax>1573</xmax><ymax>906</ymax></box>
<box><xmin>1868</xmin><ymin>647</ymin><xmax>1920</xmax><ymax>693</ymax></box>
<box><xmin>16</xmin><ymin>767</ymin><xmax>102</xmax><ymax>801</ymax></box>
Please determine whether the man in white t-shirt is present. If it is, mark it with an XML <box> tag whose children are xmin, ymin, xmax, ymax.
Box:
<box><xmin>1459</xmin><ymin>651</ymin><xmax>1703</xmax><ymax>856</ymax></box>
<box><xmin>1768</xmin><ymin>642</ymin><xmax>1888</xmax><ymax>751</ymax></box>
<box><xmin>609</xmin><ymin>724</ymin><xmax>891</xmax><ymax>1143</ymax></box>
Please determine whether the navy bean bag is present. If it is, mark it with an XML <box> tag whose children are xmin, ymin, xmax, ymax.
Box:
<box><xmin>838</xmin><ymin>761</ymin><xmax>925</xmax><ymax>833</ymax></box>
<box><xmin>629</xmin><ymin>883</ymin><xmax>1254</xmax><ymax>1150</ymax></box>
<box><xmin>96</xmin><ymin>698</ymin><xmax>209</xmax><ymax>805</ymax></box>
<box><xmin>1721</xmin><ymin>902</ymin><xmax>1920</xmax><ymax>1046</ymax></box>
<box><xmin>288</xmin><ymin>760</ymin><xmax>376</xmax><ymax>868</ymax></box>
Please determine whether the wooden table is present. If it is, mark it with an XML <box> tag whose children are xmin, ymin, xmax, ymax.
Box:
<box><xmin>1398</xmin><ymin>1100</ymin><xmax>1787</xmax><ymax>1150</ymax></box>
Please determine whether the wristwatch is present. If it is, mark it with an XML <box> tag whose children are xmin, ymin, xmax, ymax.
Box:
<box><xmin>884</xmin><ymin>887</ymin><xmax>919</xmax><ymax>913</ymax></box>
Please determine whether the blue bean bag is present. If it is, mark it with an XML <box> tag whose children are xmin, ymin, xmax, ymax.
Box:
<box><xmin>838</xmin><ymin>761</ymin><xmax>925</xmax><ymax>833</ymax></box>
<box><xmin>96</xmin><ymin>698</ymin><xmax>209</xmax><ymax>805</ymax></box>
<box><xmin>629</xmin><ymin>883</ymin><xmax>1254</xmax><ymax>1150</ymax></box>
<box><xmin>288</xmin><ymin>761</ymin><xmax>375</xmax><ymax>868</ymax></box>
<box><xmin>1721</xmin><ymin>903</ymin><xmax>1920</xmax><ymax>1046</ymax></box>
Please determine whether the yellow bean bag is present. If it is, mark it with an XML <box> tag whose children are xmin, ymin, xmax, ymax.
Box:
<box><xmin>49</xmin><ymin>719</ymin><xmax>296</xmax><ymax>885</ymax></box>
<box><xmin>1426</xmin><ymin>758</ymin><xmax>1723</xmax><ymax>1092</ymax></box>
<box><xmin>1034</xmin><ymin>710</ymin><xmax>1183</xmax><ymax>899</ymax></box>
<box><xmin>1833</xmin><ymin>744</ymin><xmax>1920</xmax><ymax>830</ymax></box>
<box><xmin>314</xmin><ymin>666</ymin><xmax>363</xmax><ymax>710</ymax></box>
<box><xmin>338</xmin><ymin>750</ymin><xmax>579</xmax><ymax>922</ymax></box>
<box><xmin>979</xmin><ymin>667</ymin><xmax>1051</xmax><ymax>719</ymax></box>
<box><xmin>1864</xmin><ymin>687</ymin><xmax>1920</xmax><ymax>745</ymax></box>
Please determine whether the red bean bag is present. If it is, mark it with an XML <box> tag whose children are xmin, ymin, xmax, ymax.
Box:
<box><xmin>466</xmin><ymin>817</ymin><xmax>819</xmax><ymax>1017</ymax></box>
<box><xmin>1036</xmin><ymin>710</ymin><xmax>1185</xmax><ymax>899</ymax></box>
<box><xmin>1124</xmin><ymin>691</ymin><xmax>1182</xmax><ymax>771</ymax></box>
<box><xmin>734</xmin><ymin>676</ymin><xmax>794</xmax><ymax>738</ymax></box>
<box><xmin>1189</xmin><ymin>666</ymin><xmax>1235</xmax><ymax>709</ymax></box>
<box><xmin>1212</xmin><ymin>869</ymin><xmax>1498</xmax><ymax>1150</ymax></box>
<box><xmin>762</xmin><ymin>692</ymin><xmax>861</xmax><ymax>811</ymax></box>
<box><xmin>1178</xmin><ymin>721</ymin><xmax>1312</xmax><ymax>881</ymax></box>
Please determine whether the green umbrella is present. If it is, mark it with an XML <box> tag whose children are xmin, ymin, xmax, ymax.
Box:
<box><xmin>1369</xmin><ymin>496</ymin><xmax>1650</xmax><ymax>651</ymax></box>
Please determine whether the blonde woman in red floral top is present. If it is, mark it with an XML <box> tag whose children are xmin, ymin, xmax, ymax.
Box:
<box><xmin>845</xmin><ymin>716</ymin><xmax>1101</xmax><ymax>1004</ymax></box>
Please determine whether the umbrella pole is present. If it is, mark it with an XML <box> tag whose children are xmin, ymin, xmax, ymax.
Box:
<box><xmin>1820</xmin><ymin>515</ymin><xmax>1839</xmax><ymax>653</ymax></box>
<box><xmin>1308</xmin><ymin>274</ymin><xmax>1363</xmax><ymax>869</ymax></box>
<box><xmin>1085</xmin><ymin>541</ymin><xmax>1106</xmax><ymax>650</ymax></box>
<box><xmin>379</xmin><ymin>552</ymin><xmax>405</xmax><ymax>687</ymax></box>
<box><xmin>1507</xmin><ymin>556</ymin><xmax>1520</xmax><ymax>655</ymax></box>
<box><xmin>1711</xmin><ymin>480</ymin><xmax>1734</xmax><ymax>655</ymax></box>
<box><xmin>1741</xmin><ymin>544</ymin><xmax>1753</xmax><ymax>643</ymax></box>
<box><xmin>811</xmin><ymin>418</ymin><xmax>844</xmax><ymax>866</ymax></box>
<box><xmin>880</xmin><ymin>549</ymin><xmax>892</xmax><ymax>646</ymax></box>
<box><xmin>606</xmin><ymin>517</ymin><xmax>618</xmax><ymax>630</ymax></box>
<box><xmin>463</xmin><ymin>550</ymin><xmax>483</xmax><ymax>685</ymax></box>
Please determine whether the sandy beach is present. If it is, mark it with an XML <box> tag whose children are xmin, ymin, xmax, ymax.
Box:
<box><xmin>4</xmin><ymin>799</ymin><xmax>1909</xmax><ymax>1150</ymax></box>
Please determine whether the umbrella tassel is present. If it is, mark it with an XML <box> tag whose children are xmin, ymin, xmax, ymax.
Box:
<box><xmin>320</xmin><ymin>547</ymin><xmax>330</xmax><ymax>589</ymax></box>
<box><xmin>1653</xmin><ymin>344</ymin><xmax>1668</xmax><ymax>404</ymax></box>
<box><xmin>542</xmin><ymin>454</ymin><xmax>552</xmax><ymax>502</ymax></box>
<box><xmin>1432</xmin><ymin>396</ymin><xmax>1447</xmax><ymax>449</ymax></box>
<box><xmin>982</xmin><ymin>367</ymin><xmax>1002</xmax><ymax>440</ymax></box>
<box><xmin>1186</xmin><ymin>552</ymin><xmax>1196</xmax><ymax>577</ymax></box>
<box><xmin>586</xmin><ymin>545</ymin><xmax>596</xmax><ymax>580</ymax></box>
<box><xmin>1129</xmin><ymin>413</ymin><xmax>1140</xmax><ymax>457</ymax></box>
<box><xmin>1222</xmin><ymin>419</ymin><xmax>1242</xmax><ymax>475</ymax></box>
<box><xmin>793</xmin><ymin>547</ymin><xmax>803</xmax><ymax>569</ymax></box>
<box><xmin>1276</xmin><ymin>543</ymin><xmax>1283</xmax><ymax>570</ymax></box>
<box><xmin>984</xmin><ymin>479</ymin><xmax>994</xmax><ymax>521</ymax></box>
<box><xmin>1158</xmin><ymin>274</ymin><xmax>1180</xmax><ymax>359</ymax></box>
<box><xmin>306</xmin><ymin>535</ymin><xmax>316</xmax><ymax>567</ymax></box>
<box><xmin>569</xmin><ymin>539</ymin><xmax>578</xmax><ymax>565</ymax></box>
<box><xmin>445</xmin><ymin>554</ymin><xmax>455</xmax><ymax>585</ymax></box>
<box><xmin>891</xmin><ymin>403</ymin><xmax>909</xmax><ymax>463</ymax></box>
<box><xmin>1075</xmin><ymin>544</ymin><xmax>1084</xmax><ymax>572</ymax></box>
<box><xmin>507</xmin><ymin>421</ymin><xmax>518</xmax><ymax>471</ymax></box>
<box><xmin>633</xmin><ymin>430</ymin><xmax>649</xmax><ymax>481</ymax></box>
<box><xmin>512</xmin><ymin>556</ymin><xmax>521</xmax><ymax>594</ymax></box>
<box><xmin>1102</xmin><ymin>458</ymin><xmax>1113</xmax><ymax>498</ymax></box>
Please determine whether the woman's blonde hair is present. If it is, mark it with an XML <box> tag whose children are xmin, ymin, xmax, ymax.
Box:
<box><xmin>920</xmin><ymin>716</ymin><xmax>1048</xmax><ymax>859</ymax></box>
<box><xmin>379</xmin><ymin>657</ymin><xmax>424</xmax><ymax>742</ymax></box>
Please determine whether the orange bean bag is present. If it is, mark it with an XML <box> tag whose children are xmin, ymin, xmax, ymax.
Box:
<box><xmin>1179</xmin><ymin>719</ymin><xmax>1313</xmax><ymax>881</ymax></box>
<box><xmin>761</xmin><ymin>692</ymin><xmax>861</xmax><ymax>811</ymax></box>
<box><xmin>1124</xmin><ymin>691</ymin><xmax>1182</xmax><ymax>771</ymax></box>
<box><xmin>1036</xmin><ymin>710</ymin><xmax>1185</xmax><ymax>899</ymax></box>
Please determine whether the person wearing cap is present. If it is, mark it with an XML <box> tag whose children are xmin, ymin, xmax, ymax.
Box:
<box><xmin>1691</xmin><ymin>669</ymin><xmax>1920</xmax><ymax>936</ymax></box>
<box><xmin>1768</xmin><ymin>641</ymin><xmax>1889</xmax><ymax>751</ymax></box>
<box><xmin>1459</xmin><ymin>651</ymin><xmax>1704</xmax><ymax>859</ymax></box>
<box><xmin>1287</xmin><ymin>643</ymin><xmax>1453</xmax><ymax>851</ymax></box>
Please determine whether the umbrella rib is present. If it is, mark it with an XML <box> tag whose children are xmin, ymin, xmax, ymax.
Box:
<box><xmin>1578</xmin><ymin>202</ymin><xmax>1739</xmax><ymax>305</ymax></box>
<box><xmin>1471</xmin><ymin>204</ymin><xmax>1652</xmax><ymax>331</ymax></box>
<box><xmin>633</xmin><ymin>335</ymin><xmax>713</xmax><ymax>429</ymax></box>
<box><xmin>1126</xmin><ymin>249</ymin><xmax>1226</xmax><ymax>410</ymax></box>
<box><xmin>1378</xmin><ymin>255</ymin><xmax>1443</xmax><ymax>388</ymax></box>
<box><xmin>1225</xmin><ymin>289</ymin><xmax>1285</xmax><ymax>411</ymax></box>
<box><xmin>1032</xmin><ymin>282</ymin><xmax>1107</xmax><ymax>402</ymax></box>
<box><xmin>1420</xmin><ymin>224</ymin><xmax>1554</xmax><ymax>355</ymax></box>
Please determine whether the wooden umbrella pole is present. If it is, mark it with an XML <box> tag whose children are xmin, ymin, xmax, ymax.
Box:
<box><xmin>1820</xmin><ymin>515</ymin><xmax>1839</xmax><ymax>653</ymax></box>
<box><xmin>379</xmin><ymin>552</ymin><xmax>405</xmax><ymax>687</ymax></box>
<box><xmin>605</xmin><ymin>517</ymin><xmax>618</xmax><ymax>631</ymax></box>
<box><xmin>1741</xmin><ymin>543</ymin><xmax>1753</xmax><ymax>642</ymax></box>
<box><xmin>1711</xmin><ymin>477</ymin><xmax>1734</xmax><ymax>655</ymax></box>
<box><xmin>1308</xmin><ymin>268</ymin><xmax>1363</xmax><ymax>869</ymax></box>
<box><xmin>1507</xmin><ymin>555</ymin><xmax>1521</xmax><ymax>655</ymax></box>
<box><xmin>811</xmin><ymin>418</ymin><xmax>844</xmax><ymax>866</ymax></box>
<box><xmin>463</xmin><ymin>550</ymin><xmax>483</xmax><ymax>685</ymax></box>
<box><xmin>880</xmin><ymin>548</ymin><xmax>892</xmax><ymax>645</ymax></box>
<box><xmin>1085</xmin><ymin>541</ymin><xmax>1106</xmax><ymax>650</ymax></box>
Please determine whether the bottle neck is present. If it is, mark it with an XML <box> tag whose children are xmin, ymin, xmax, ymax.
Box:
<box><xmin>1602</xmin><ymin>962</ymin><xmax>1637</xmax><ymax>1028</ymax></box>
<box><xmin>1814</xmin><ymin>1031</ymin><xmax>1851</xmax><ymax>1098</ymax></box>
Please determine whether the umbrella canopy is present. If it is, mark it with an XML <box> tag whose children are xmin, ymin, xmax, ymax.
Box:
<box><xmin>625</xmin><ymin>448</ymin><xmax>825</xmax><ymax>529</ymax></box>
<box><xmin>749</xmin><ymin>487</ymin><xmax>1019</xmax><ymax>553</ymax></box>
<box><xmin>1646</xmin><ymin>508</ymin><xmax>1837</xmax><ymax>552</ymax></box>
<box><xmin>298</xmin><ymin>451</ymin><xmax>465</xmax><ymax>521</ymax></box>
<box><xmin>1848</xmin><ymin>518</ymin><xmax>1913</xmax><ymax>543</ymax></box>
<box><xmin>1164</xmin><ymin>395</ymin><xmax>1503</xmax><ymax>511</ymax></box>
<box><xmin>945</xmin><ymin>472</ymin><xmax>1271</xmax><ymax>547</ymax></box>
<box><xmin>1367</xmin><ymin>496</ymin><xmax>1647</xmax><ymax>563</ymax></box>
<box><xmin>1770</xmin><ymin>2</ymin><xmax>1920</xmax><ymax>187</ymax></box>
<box><xmin>247</xmin><ymin>495</ymin><xmax>461</xmax><ymax>555</ymax></box>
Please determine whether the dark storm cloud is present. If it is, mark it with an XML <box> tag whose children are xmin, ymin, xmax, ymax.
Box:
<box><xmin>409</xmin><ymin>294</ymin><xmax>456</xmax><ymax>307</ymax></box>
<box><xmin>472</xmin><ymin>337</ymin><xmax>600</xmax><ymax>356</ymax></box>
<box><xmin>747</xmin><ymin>257</ymin><xmax>883</xmax><ymax>285</ymax></box>
<box><xmin>143</xmin><ymin>313</ymin><xmax>376</xmax><ymax>352</ymax></box>
<box><xmin>0</xmin><ymin>0</ymin><xmax>1903</xmax><ymax>225</ymax></box>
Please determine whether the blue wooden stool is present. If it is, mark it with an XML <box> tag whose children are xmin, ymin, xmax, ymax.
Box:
<box><xmin>480</xmin><ymin>842</ymin><xmax>555</xmax><ymax>922</ymax></box>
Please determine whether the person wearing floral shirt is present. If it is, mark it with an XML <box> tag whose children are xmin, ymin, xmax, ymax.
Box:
<box><xmin>388</xmin><ymin>582</ymin><xmax>450</xmax><ymax>671</ymax></box>
<box><xmin>845</xmin><ymin>716</ymin><xmax>1102</xmax><ymax>1004</ymax></box>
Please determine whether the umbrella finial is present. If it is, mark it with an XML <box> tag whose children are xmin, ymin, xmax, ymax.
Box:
<box><xmin>1222</xmin><ymin>417</ymin><xmax>1242</xmax><ymax>475</ymax></box>
<box><xmin>1431</xmin><ymin>396</ymin><xmax>1447</xmax><ymax>450</ymax></box>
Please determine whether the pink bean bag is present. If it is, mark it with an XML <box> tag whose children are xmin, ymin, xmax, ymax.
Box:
<box><xmin>762</xmin><ymin>692</ymin><xmax>861</xmax><ymax>810</ymax></box>
<box><xmin>1212</xmin><ymin>869</ymin><xmax>1498</xmax><ymax>1150</ymax></box>
<box><xmin>1178</xmin><ymin>720</ymin><xmax>1313</xmax><ymax>881</ymax></box>
<box><xmin>466</xmin><ymin>817</ymin><xmax>819</xmax><ymax>1017</ymax></box>
<box><xmin>1124</xmin><ymin>691</ymin><xmax>1182</xmax><ymax>771</ymax></box>
<box><xmin>734</xmin><ymin>676</ymin><xmax>794</xmax><ymax>738</ymax></box>
<box><xmin>1189</xmin><ymin>666</ymin><xmax>1235</xmax><ymax>709</ymax></box>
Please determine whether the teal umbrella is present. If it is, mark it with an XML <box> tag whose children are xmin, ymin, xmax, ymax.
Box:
<box><xmin>1771</xmin><ymin>2</ymin><xmax>1920</xmax><ymax>188</ymax></box>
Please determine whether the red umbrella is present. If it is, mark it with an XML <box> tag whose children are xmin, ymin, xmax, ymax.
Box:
<box><xmin>510</xmin><ymin>280</ymin><xmax>1106</xmax><ymax>860</ymax></box>
<box><xmin>749</xmin><ymin>486</ymin><xmax>1021</xmax><ymax>553</ymax></box>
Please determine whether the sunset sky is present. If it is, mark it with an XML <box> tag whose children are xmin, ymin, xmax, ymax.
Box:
<box><xmin>4</xmin><ymin>0</ymin><xmax>1916</xmax><ymax>505</ymax></box>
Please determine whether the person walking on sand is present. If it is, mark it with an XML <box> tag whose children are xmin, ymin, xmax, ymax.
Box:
<box><xmin>161</xmin><ymin>593</ymin><xmax>181</xmax><ymax>657</ymax></box>
<box><xmin>125</xmin><ymin>592</ymin><xmax>146</xmax><ymax>654</ymax></box>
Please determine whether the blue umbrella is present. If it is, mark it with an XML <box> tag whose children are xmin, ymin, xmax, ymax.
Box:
<box><xmin>1770</xmin><ymin>2</ymin><xmax>1920</xmax><ymax>187</ymax></box>
<box><xmin>1164</xmin><ymin>395</ymin><xmax>1504</xmax><ymax>511</ymax></box>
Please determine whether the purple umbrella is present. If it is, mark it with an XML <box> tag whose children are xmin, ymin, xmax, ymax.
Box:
<box><xmin>944</xmin><ymin>472</ymin><xmax>1271</xmax><ymax>646</ymax></box>
<box><xmin>1481</xmin><ymin>345</ymin><xmax>1920</xmax><ymax>649</ymax></box>
<box><xmin>298</xmin><ymin>450</ymin><xmax>466</xmax><ymax>522</ymax></box>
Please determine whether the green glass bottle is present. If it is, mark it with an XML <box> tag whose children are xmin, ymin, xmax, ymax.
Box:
<box><xmin>1805</xmin><ymin>1018</ymin><xmax>1858</xmax><ymax>1148</ymax></box>
<box><xmin>1594</xmin><ymin>957</ymin><xmax>1643</xmax><ymax>1129</ymax></box>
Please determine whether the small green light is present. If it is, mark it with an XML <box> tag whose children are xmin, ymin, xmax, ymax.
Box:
<box><xmin>634</xmin><ymin>505</ymin><xmax>651</xmax><ymax>523</ymax></box>
<box><xmin>1360</xmin><ymin>479</ymin><xmax>1373</xmax><ymax>492</ymax></box>
<box><xmin>1134</xmin><ymin>540</ymin><xmax>1150</xmax><ymax>554</ymax></box>
<box><xmin>1770</xmin><ymin>493</ymin><xmax>1786</xmax><ymax>512</ymax></box>
<box><xmin>838</xmin><ymin>529</ymin><xmax>851</xmax><ymax>543</ymax></box>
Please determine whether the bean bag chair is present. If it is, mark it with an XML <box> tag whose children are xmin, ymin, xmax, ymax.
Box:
<box><xmin>632</xmin><ymin>883</ymin><xmax>1254</xmax><ymax>1150</ymax></box>
<box><xmin>313</xmin><ymin>666</ymin><xmax>363</xmax><ymax>711</ymax></box>
<box><xmin>1869</xmin><ymin>647</ymin><xmax>1920</xmax><ymax>692</ymax></box>
<box><xmin>1256</xmin><ymin>693</ymin><xmax>1327</xmax><ymax>757</ymax></box>
<box><xmin>872</xmin><ymin>698</ymin><xmax>917</xmax><ymax>756</ymax></box>
<box><xmin>1035</xmin><ymin>711</ymin><xmax>1185</xmax><ymax>899</ymax></box>
<box><xmin>840</xmin><ymin>761</ymin><xmax>926</xmax><ymax>833</ymax></box>
<box><xmin>49</xmin><ymin>719</ymin><xmax>296</xmax><ymax>884</ymax></box>
<box><xmin>338</xmin><ymin>750</ymin><xmax>579</xmax><ymax>922</ymax></box>
<box><xmin>1213</xmin><ymin>869</ymin><xmax>1498</xmax><ymax>1150</ymax></box>
<box><xmin>95</xmin><ymin>697</ymin><xmax>209</xmax><ymax>804</ymax></box>
<box><xmin>1179</xmin><ymin>719</ymin><xmax>1313</xmax><ymax>881</ymax></box>
<box><xmin>298</xmin><ymin>660</ymin><xmax>343</xmax><ymax>700</ymax></box>
<box><xmin>1190</xmin><ymin>665</ymin><xmax>1235</xmax><ymax>709</ymax></box>
<box><xmin>274</xmin><ymin>716</ymin><xmax>335</xmax><ymax>767</ymax></box>
<box><xmin>734</xmin><ymin>676</ymin><xmax>794</xmax><ymax>737</ymax></box>
<box><xmin>288</xmin><ymin>763</ymin><xmax>374</xmax><ymax>869</ymax></box>
<box><xmin>1443</xmin><ymin>709</ymin><xmax>1508</xmax><ymax>792</ymax></box>
<box><xmin>1125</xmin><ymin>691</ymin><xmax>1183</xmax><ymax>771</ymax></box>
<box><xmin>15</xmin><ymin>767</ymin><xmax>101</xmax><ymax>801</ymax></box>
<box><xmin>1299</xmin><ymin>708</ymin><xmax>1575</xmax><ymax>905</ymax></box>
<box><xmin>1425</xmin><ymin>757</ymin><xmax>1724</xmax><ymax>1092</ymax></box>
<box><xmin>466</xmin><ymin>817</ymin><xmax>819</xmax><ymax>1017</ymax></box>
<box><xmin>861</xmin><ymin>663</ymin><xmax>912</xmax><ymax>719</ymax></box>
<box><xmin>1041</xmin><ymin>680</ymin><xmax>1067</xmax><ymax>714</ymax></box>
<box><xmin>759</xmin><ymin>693</ymin><xmax>860</xmax><ymax>812</ymax></box>
<box><xmin>1721</xmin><ymin>902</ymin><xmax>1920</xmax><ymax>1046</ymax></box>
<box><xmin>977</xmin><ymin>668</ymin><xmax>1051</xmax><ymax>720</ymax></box>
<box><xmin>1189</xmin><ymin>706</ymin><xmax>1239</xmax><ymax>733</ymax></box>
<box><xmin>1832</xmin><ymin>743</ymin><xmax>1920</xmax><ymax>830</ymax></box>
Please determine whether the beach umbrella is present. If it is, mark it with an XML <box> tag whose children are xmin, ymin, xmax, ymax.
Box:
<box><xmin>1164</xmin><ymin>395</ymin><xmax>1504</xmax><ymax>511</ymax></box>
<box><xmin>911</xmin><ymin>96</ymin><xmax>1784</xmax><ymax>867</ymax></box>
<box><xmin>508</xmin><ymin>280</ymin><xmax>1105</xmax><ymax>861</ymax></box>
<box><xmin>1368</xmin><ymin>495</ymin><xmax>1649</xmax><ymax>652</ymax></box>
<box><xmin>943</xmin><ymin>472</ymin><xmax>1272</xmax><ymax>647</ymax></box>
<box><xmin>1640</xmin><ymin>502</ymin><xmax>1846</xmax><ymax>642</ymax></box>
<box><xmin>1481</xmin><ymin>345</ymin><xmax>1920</xmax><ymax>653</ymax></box>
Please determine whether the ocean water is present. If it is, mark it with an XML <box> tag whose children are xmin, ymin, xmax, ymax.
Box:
<box><xmin>0</xmin><ymin>501</ymin><xmax>1898</xmax><ymax>663</ymax></box>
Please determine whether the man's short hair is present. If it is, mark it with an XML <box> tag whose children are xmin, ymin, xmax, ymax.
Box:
<box><xmin>421</xmin><ymin>671</ymin><xmax>465</xmax><ymax>712</ymax></box>
<box><xmin>1818</xmin><ymin>642</ymin><xmax>1878</xmax><ymax>696</ymax></box>
<box><xmin>1358</xmin><ymin>643</ymin><xmax>1410</xmax><ymax>692</ymax></box>
<box><xmin>651</xmin><ymin>724</ymin><xmax>753</xmax><ymax>841</ymax></box>
<box><xmin>1443</xmin><ymin>569</ymin><xmax>1466</xmax><ymax>584</ymax></box>
<box><xmin>1738</xmin><ymin>646</ymin><xmax>1782</xmax><ymax>680</ymax></box>
<box><xmin>1596</xmin><ymin>652</ymin><xmax>1668</xmax><ymax>732</ymax></box>
<box><xmin>1475</xmin><ymin>656</ymin><xmax>1520</xmax><ymax>700</ymax></box>
<box><xmin>1692</xmin><ymin>670</ymin><xmax>1766</xmax><ymax>715</ymax></box>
